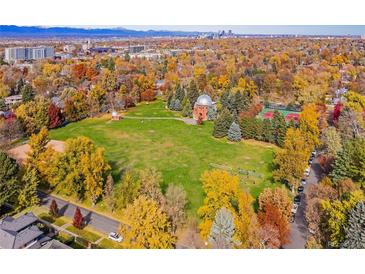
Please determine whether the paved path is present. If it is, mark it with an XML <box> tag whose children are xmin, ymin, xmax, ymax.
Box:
<box><xmin>283</xmin><ymin>157</ymin><xmax>323</xmax><ymax>249</ymax></box>
<box><xmin>38</xmin><ymin>192</ymin><xmax>121</xmax><ymax>235</ymax></box>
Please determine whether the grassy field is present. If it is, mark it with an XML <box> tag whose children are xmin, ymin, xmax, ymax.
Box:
<box><xmin>50</xmin><ymin>100</ymin><xmax>278</xmax><ymax>215</ymax></box>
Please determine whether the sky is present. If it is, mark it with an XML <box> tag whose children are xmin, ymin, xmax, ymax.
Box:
<box><xmin>69</xmin><ymin>25</ymin><xmax>365</xmax><ymax>35</ymax></box>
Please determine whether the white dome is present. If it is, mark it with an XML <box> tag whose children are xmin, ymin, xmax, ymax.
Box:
<box><xmin>196</xmin><ymin>94</ymin><xmax>212</xmax><ymax>106</ymax></box>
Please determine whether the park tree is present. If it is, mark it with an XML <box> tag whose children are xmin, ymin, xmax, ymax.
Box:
<box><xmin>208</xmin><ymin>208</ymin><xmax>236</xmax><ymax>249</ymax></box>
<box><xmin>15</xmin><ymin>97</ymin><xmax>50</xmax><ymax>135</ymax></box>
<box><xmin>80</xmin><ymin>147</ymin><xmax>111</xmax><ymax>206</ymax></box>
<box><xmin>321</xmin><ymin>190</ymin><xmax>364</xmax><ymax>248</ymax></box>
<box><xmin>272</xmin><ymin>110</ymin><xmax>287</xmax><ymax>147</ymax></box>
<box><xmin>331</xmin><ymin>138</ymin><xmax>365</xmax><ymax>184</ymax></box>
<box><xmin>176</xmin><ymin>219</ymin><xmax>205</xmax><ymax>249</ymax></box>
<box><xmin>344</xmin><ymin>91</ymin><xmax>365</xmax><ymax>113</ymax></box>
<box><xmin>48</xmin><ymin>103</ymin><xmax>64</xmax><ymax>129</ymax></box>
<box><xmin>198</xmin><ymin>170</ymin><xmax>239</xmax><ymax>239</ymax></box>
<box><xmin>64</xmin><ymin>91</ymin><xmax>88</xmax><ymax>122</ymax></box>
<box><xmin>0</xmin><ymin>98</ymin><xmax>7</xmax><ymax>112</ymax></box>
<box><xmin>49</xmin><ymin>199</ymin><xmax>59</xmax><ymax>217</ymax></box>
<box><xmin>262</xmin><ymin>119</ymin><xmax>275</xmax><ymax>143</ymax></box>
<box><xmin>322</xmin><ymin>126</ymin><xmax>342</xmax><ymax>157</ymax></box>
<box><xmin>337</xmin><ymin>107</ymin><xmax>364</xmax><ymax>139</ymax></box>
<box><xmin>21</xmin><ymin>83</ymin><xmax>34</xmax><ymax>102</ymax></box>
<box><xmin>258</xmin><ymin>187</ymin><xmax>292</xmax><ymax>222</ymax></box>
<box><xmin>299</xmin><ymin>103</ymin><xmax>320</xmax><ymax>149</ymax></box>
<box><xmin>0</xmin><ymin>152</ymin><xmax>20</xmax><ymax>208</ymax></box>
<box><xmin>120</xmin><ymin>196</ymin><xmax>175</xmax><ymax>249</ymax></box>
<box><xmin>227</xmin><ymin>121</ymin><xmax>242</xmax><ymax>142</ymax></box>
<box><xmin>17</xmin><ymin>166</ymin><xmax>40</xmax><ymax>210</ymax></box>
<box><xmin>341</xmin><ymin>202</ymin><xmax>365</xmax><ymax>249</ymax></box>
<box><xmin>165</xmin><ymin>184</ymin><xmax>187</xmax><ymax>233</ymax></box>
<box><xmin>47</xmin><ymin>136</ymin><xmax>109</xmax><ymax>200</ymax></box>
<box><xmin>187</xmin><ymin>80</ymin><xmax>199</xmax><ymax>108</ymax></box>
<box><xmin>207</xmin><ymin>106</ymin><xmax>217</xmax><ymax>120</ymax></box>
<box><xmin>104</xmin><ymin>174</ymin><xmax>115</xmax><ymax>211</ymax></box>
<box><xmin>273</xmin><ymin>128</ymin><xmax>310</xmax><ymax>189</ymax></box>
<box><xmin>139</xmin><ymin>168</ymin><xmax>165</xmax><ymax>207</ymax></box>
<box><xmin>213</xmin><ymin>108</ymin><xmax>233</xmax><ymax>138</ymax></box>
<box><xmin>235</xmin><ymin>191</ymin><xmax>261</xmax><ymax>248</ymax></box>
<box><xmin>73</xmin><ymin>207</ymin><xmax>84</xmax><ymax>229</ymax></box>
<box><xmin>181</xmin><ymin>96</ymin><xmax>192</xmax><ymax>117</ymax></box>
<box><xmin>258</xmin><ymin>203</ymin><xmax>290</xmax><ymax>248</ymax></box>
<box><xmin>114</xmin><ymin>170</ymin><xmax>140</xmax><ymax>211</ymax></box>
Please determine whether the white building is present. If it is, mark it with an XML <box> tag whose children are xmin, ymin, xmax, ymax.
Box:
<box><xmin>4</xmin><ymin>46</ymin><xmax>54</xmax><ymax>62</ymax></box>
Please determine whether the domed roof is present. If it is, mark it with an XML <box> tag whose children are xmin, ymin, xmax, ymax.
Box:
<box><xmin>196</xmin><ymin>94</ymin><xmax>213</xmax><ymax>106</ymax></box>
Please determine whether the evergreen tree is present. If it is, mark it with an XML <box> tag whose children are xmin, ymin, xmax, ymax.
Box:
<box><xmin>207</xmin><ymin>106</ymin><xmax>217</xmax><ymax>120</ymax></box>
<box><xmin>272</xmin><ymin>111</ymin><xmax>287</xmax><ymax>147</ymax></box>
<box><xmin>0</xmin><ymin>99</ymin><xmax>7</xmax><ymax>112</ymax></box>
<box><xmin>220</xmin><ymin>90</ymin><xmax>230</xmax><ymax>110</ymax></box>
<box><xmin>342</xmin><ymin>202</ymin><xmax>365</xmax><ymax>249</ymax></box>
<box><xmin>175</xmin><ymin>84</ymin><xmax>185</xmax><ymax>102</ymax></box>
<box><xmin>166</xmin><ymin>88</ymin><xmax>173</xmax><ymax>109</ymax></box>
<box><xmin>239</xmin><ymin>117</ymin><xmax>256</xmax><ymax>139</ymax></box>
<box><xmin>17</xmin><ymin>166</ymin><xmax>40</xmax><ymax>210</ymax></box>
<box><xmin>213</xmin><ymin>109</ymin><xmax>233</xmax><ymax>138</ymax></box>
<box><xmin>253</xmin><ymin>118</ymin><xmax>264</xmax><ymax>141</ymax></box>
<box><xmin>73</xmin><ymin>207</ymin><xmax>84</xmax><ymax>229</ymax></box>
<box><xmin>0</xmin><ymin>152</ymin><xmax>20</xmax><ymax>208</ymax></box>
<box><xmin>228</xmin><ymin>122</ymin><xmax>242</xmax><ymax>142</ymax></box>
<box><xmin>187</xmin><ymin>80</ymin><xmax>199</xmax><ymax>108</ymax></box>
<box><xmin>208</xmin><ymin>208</ymin><xmax>236</xmax><ymax>249</ymax></box>
<box><xmin>173</xmin><ymin>99</ymin><xmax>182</xmax><ymax>111</ymax></box>
<box><xmin>21</xmin><ymin>84</ymin><xmax>34</xmax><ymax>102</ymax></box>
<box><xmin>331</xmin><ymin>138</ymin><xmax>365</xmax><ymax>183</ymax></box>
<box><xmin>234</xmin><ymin>91</ymin><xmax>243</xmax><ymax>114</ymax></box>
<box><xmin>49</xmin><ymin>199</ymin><xmax>59</xmax><ymax>217</ymax></box>
<box><xmin>262</xmin><ymin>119</ymin><xmax>275</xmax><ymax>143</ymax></box>
<box><xmin>181</xmin><ymin>96</ymin><xmax>192</xmax><ymax>117</ymax></box>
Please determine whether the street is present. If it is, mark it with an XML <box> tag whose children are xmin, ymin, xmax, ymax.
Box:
<box><xmin>283</xmin><ymin>158</ymin><xmax>323</xmax><ymax>249</ymax></box>
<box><xmin>38</xmin><ymin>192</ymin><xmax>121</xmax><ymax>234</ymax></box>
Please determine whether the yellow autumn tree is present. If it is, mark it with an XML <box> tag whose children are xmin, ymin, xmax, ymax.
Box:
<box><xmin>81</xmin><ymin>147</ymin><xmax>110</xmax><ymax>206</ymax></box>
<box><xmin>120</xmin><ymin>196</ymin><xmax>175</xmax><ymax>249</ymax></box>
<box><xmin>234</xmin><ymin>191</ymin><xmax>261</xmax><ymax>248</ymax></box>
<box><xmin>299</xmin><ymin>103</ymin><xmax>320</xmax><ymax>149</ymax></box>
<box><xmin>198</xmin><ymin>170</ymin><xmax>239</xmax><ymax>239</ymax></box>
<box><xmin>273</xmin><ymin>128</ymin><xmax>311</xmax><ymax>189</ymax></box>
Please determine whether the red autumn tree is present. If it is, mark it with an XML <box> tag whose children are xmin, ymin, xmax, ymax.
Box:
<box><xmin>73</xmin><ymin>207</ymin><xmax>84</xmax><ymax>229</ymax></box>
<box><xmin>141</xmin><ymin>89</ymin><xmax>156</xmax><ymax>102</ymax></box>
<box><xmin>258</xmin><ymin>203</ymin><xmax>290</xmax><ymax>248</ymax></box>
<box><xmin>49</xmin><ymin>199</ymin><xmax>59</xmax><ymax>217</ymax></box>
<box><xmin>333</xmin><ymin>103</ymin><xmax>342</xmax><ymax>123</ymax></box>
<box><xmin>48</xmin><ymin>103</ymin><xmax>64</xmax><ymax>129</ymax></box>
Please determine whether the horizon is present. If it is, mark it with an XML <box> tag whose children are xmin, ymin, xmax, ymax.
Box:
<box><xmin>5</xmin><ymin>25</ymin><xmax>365</xmax><ymax>35</ymax></box>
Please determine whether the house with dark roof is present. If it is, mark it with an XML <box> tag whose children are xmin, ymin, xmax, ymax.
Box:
<box><xmin>0</xmin><ymin>212</ymin><xmax>71</xmax><ymax>249</ymax></box>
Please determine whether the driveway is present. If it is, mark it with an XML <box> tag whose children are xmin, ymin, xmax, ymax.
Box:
<box><xmin>38</xmin><ymin>192</ymin><xmax>121</xmax><ymax>235</ymax></box>
<box><xmin>283</xmin><ymin>157</ymin><xmax>323</xmax><ymax>249</ymax></box>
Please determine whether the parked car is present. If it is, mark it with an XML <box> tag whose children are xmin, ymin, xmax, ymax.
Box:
<box><xmin>294</xmin><ymin>195</ymin><xmax>301</xmax><ymax>205</ymax></box>
<box><xmin>298</xmin><ymin>186</ymin><xmax>304</xmax><ymax>193</ymax></box>
<box><xmin>311</xmin><ymin>151</ymin><xmax>317</xmax><ymax>157</ymax></box>
<box><xmin>304</xmin><ymin>167</ymin><xmax>311</xmax><ymax>176</ymax></box>
<box><xmin>291</xmin><ymin>203</ymin><xmax>299</xmax><ymax>214</ymax></box>
<box><xmin>289</xmin><ymin>214</ymin><xmax>295</xmax><ymax>223</ymax></box>
<box><xmin>301</xmin><ymin>178</ymin><xmax>307</xmax><ymax>185</ymax></box>
<box><xmin>108</xmin><ymin>232</ymin><xmax>123</xmax><ymax>243</ymax></box>
<box><xmin>308</xmin><ymin>228</ymin><xmax>315</xmax><ymax>235</ymax></box>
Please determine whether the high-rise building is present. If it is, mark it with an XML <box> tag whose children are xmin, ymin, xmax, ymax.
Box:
<box><xmin>4</xmin><ymin>46</ymin><xmax>54</xmax><ymax>62</ymax></box>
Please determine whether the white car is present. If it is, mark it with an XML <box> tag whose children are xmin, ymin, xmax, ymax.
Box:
<box><xmin>108</xmin><ymin>232</ymin><xmax>123</xmax><ymax>243</ymax></box>
<box><xmin>301</xmin><ymin>178</ymin><xmax>307</xmax><ymax>185</ymax></box>
<box><xmin>291</xmin><ymin>204</ymin><xmax>299</xmax><ymax>214</ymax></box>
<box><xmin>304</xmin><ymin>167</ymin><xmax>311</xmax><ymax>177</ymax></box>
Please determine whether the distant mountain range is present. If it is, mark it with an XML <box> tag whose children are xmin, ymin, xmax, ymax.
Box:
<box><xmin>0</xmin><ymin>25</ymin><xmax>201</xmax><ymax>38</ymax></box>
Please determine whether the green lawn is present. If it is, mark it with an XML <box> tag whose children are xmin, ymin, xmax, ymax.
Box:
<box><xmin>125</xmin><ymin>100</ymin><xmax>181</xmax><ymax>117</ymax></box>
<box><xmin>66</xmin><ymin>226</ymin><xmax>102</xmax><ymax>243</ymax></box>
<box><xmin>98</xmin><ymin>238</ymin><xmax>124</xmax><ymax>249</ymax></box>
<box><xmin>50</xmin><ymin>100</ymin><xmax>278</xmax><ymax>215</ymax></box>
